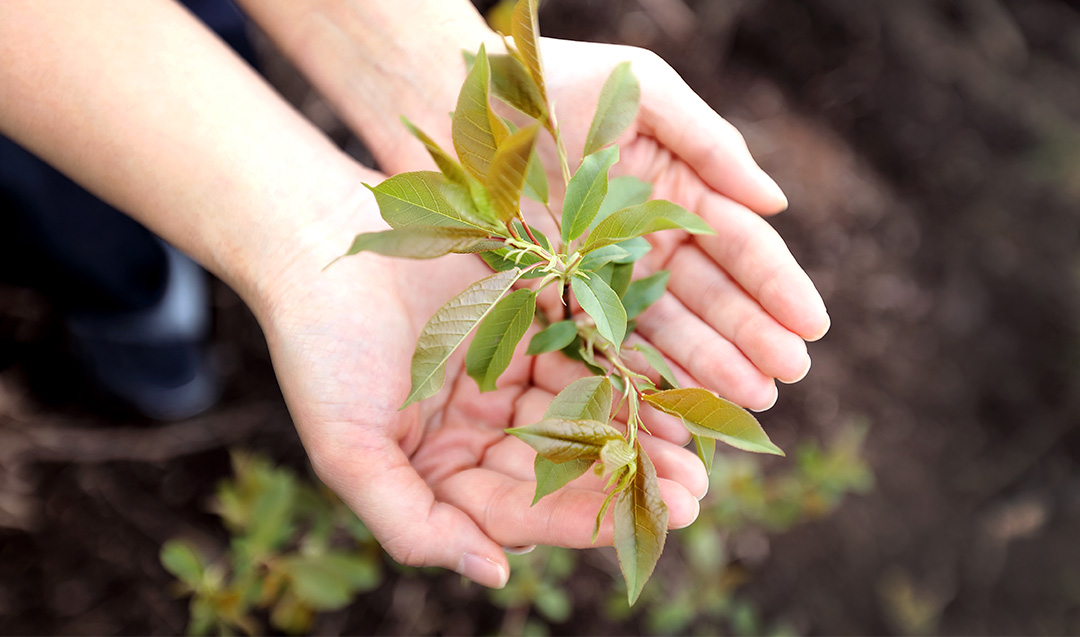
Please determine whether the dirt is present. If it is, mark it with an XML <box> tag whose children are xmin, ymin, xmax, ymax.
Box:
<box><xmin>3</xmin><ymin>0</ymin><xmax>1080</xmax><ymax>634</ymax></box>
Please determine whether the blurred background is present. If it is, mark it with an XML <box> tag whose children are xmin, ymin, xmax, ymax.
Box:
<box><xmin>2</xmin><ymin>0</ymin><xmax>1079</xmax><ymax>634</ymax></box>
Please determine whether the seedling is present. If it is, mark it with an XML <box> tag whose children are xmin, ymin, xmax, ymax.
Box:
<box><xmin>334</xmin><ymin>0</ymin><xmax>784</xmax><ymax>604</ymax></box>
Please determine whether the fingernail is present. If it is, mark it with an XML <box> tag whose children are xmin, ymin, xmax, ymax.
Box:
<box><xmin>808</xmin><ymin>312</ymin><xmax>832</xmax><ymax>342</ymax></box>
<box><xmin>671</xmin><ymin>497</ymin><xmax>700</xmax><ymax>529</ymax></box>
<box><xmin>696</xmin><ymin>480</ymin><xmax>709</xmax><ymax>501</ymax></box>
<box><xmin>761</xmin><ymin>173</ymin><xmax>788</xmax><ymax>211</ymax></box>
<box><xmin>750</xmin><ymin>386</ymin><xmax>779</xmax><ymax>413</ymax></box>
<box><xmin>780</xmin><ymin>355</ymin><xmax>812</xmax><ymax>385</ymax></box>
<box><xmin>503</xmin><ymin>545</ymin><xmax>537</xmax><ymax>555</ymax></box>
<box><xmin>458</xmin><ymin>553</ymin><xmax>508</xmax><ymax>589</ymax></box>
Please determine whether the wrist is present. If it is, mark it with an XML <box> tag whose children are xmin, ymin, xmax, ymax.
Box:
<box><xmin>230</xmin><ymin>160</ymin><xmax>387</xmax><ymax>329</ymax></box>
<box><xmin>240</xmin><ymin>0</ymin><xmax>503</xmax><ymax>174</ymax></box>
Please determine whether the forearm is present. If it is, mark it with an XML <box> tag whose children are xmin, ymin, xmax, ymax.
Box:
<box><xmin>234</xmin><ymin>0</ymin><xmax>500</xmax><ymax>173</ymax></box>
<box><xmin>0</xmin><ymin>0</ymin><xmax>380</xmax><ymax>314</ymax></box>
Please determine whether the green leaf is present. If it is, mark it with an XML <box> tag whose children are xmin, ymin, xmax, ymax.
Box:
<box><xmin>479</xmin><ymin>249</ymin><xmax>518</xmax><ymax>273</ymax></box>
<box><xmin>479</xmin><ymin>247</ymin><xmax>546</xmax><ymax>278</ymax></box>
<box><xmin>633</xmin><ymin>342</ymin><xmax>679</xmax><ymax>390</ymax></box>
<box><xmin>278</xmin><ymin>552</ymin><xmax>379</xmax><ymax>611</ymax></box>
<box><xmin>614</xmin><ymin>447</ymin><xmax>668</xmax><ymax>605</ymax></box>
<box><xmin>610</xmin><ymin>237</ymin><xmax>652</xmax><ymax>264</ymax></box>
<box><xmin>508</xmin><ymin>418</ymin><xmax>624</xmax><ymax>462</ymax></box>
<box><xmin>532</xmin><ymin>456</ymin><xmax>592</xmax><ymax>505</ymax></box>
<box><xmin>643</xmin><ymin>388</ymin><xmax>784</xmax><ymax>456</ymax></box>
<box><xmin>527</xmin><ymin>320</ymin><xmax>578</xmax><ymax>355</ymax></box>
<box><xmin>246</xmin><ymin>470</ymin><xmax>297</xmax><ymax>554</ymax></box>
<box><xmin>340</xmin><ymin>226</ymin><xmax>500</xmax><ymax>261</ymax></box>
<box><xmin>535</xmin><ymin>586</ymin><xmax>573</xmax><ymax>623</ymax></box>
<box><xmin>546</xmin><ymin>376</ymin><xmax>613</xmax><ymax>422</ymax></box>
<box><xmin>583</xmin><ymin>62</ymin><xmax>641</xmax><ymax>156</ymax></box>
<box><xmin>160</xmin><ymin>540</ymin><xmax>205</xmax><ymax>589</ymax></box>
<box><xmin>453</xmin><ymin>44</ymin><xmax>510</xmax><ymax>180</ymax></box>
<box><xmin>404</xmin><ymin>269</ymin><xmax>522</xmax><ymax>408</ymax></box>
<box><xmin>488</xmin><ymin>124</ymin><xmax>539</xmax><ymax>223</ymax></box>
<box><xmin>621</xmin><ymin>270</ymin><xmax>670</xmax><ymax>319</ymax></box>
<box><xmin>480</xmin><ymin>246</ymin><xmax>536</xmax><ymax>269</ymax></box>
<box><xmin>401</xmin><ymin>116</ymin><xmax>468</xmax><ymax>186</ymax></box>
<box><xmin>578</xmin><ymin>245</ymin><xmax>632</xmax><ymax>272</ymax></box>
<box><xmin>558</xmin><ymin>335</ymin><xmax>608</xmax><ymax>377</ymax></box>
<box><xmin>523</xmin><ymin>145</ymin><xmax>549</xmax><ymax>204</ymax></box>
<box><xmin>481</xmin><ymin>222</ymin><xmax>552</xmax><ymax>276</ymax></box>
<box><xmin>590</xmin><ymin>176</ymin><xmax>653</xmax><ymax>233</ymax></box>
<box><xmin>561</xmin><ymin>146</ymin><xmax>619</xmax><ymax>244</ymax></box>
<box><xmin>465</xmin><ymin>289</ymin><xmax>536</xmax><ymax>392</ymax></box>
<box><xmin>462</xmin><ymin>172</ymin><xmax>500</xmax><ymax>226</ymax></box>
<box><xmin>368</xmin><ymin>172</ymin><xmax>497</xmax><ymax>232</ymax></box>
<box><xmin>188</xmin><ymin>597</ymin><xmax>217</xmax><ymax>637</ymax></box>
<box><xmin>269</xmin><ymin>592</ymin><xmax>313</xmax><ymax>635</ymax></box>
<box><xmin>595</xmin><ymin>262</ymin><xmax>633</xmax><ymax>300</ymax></box>
<box><xmin>511</xmin><ymin>0</ymin><xmax>547</xmax><ymax>106</ymax></box>
<box><xmin>693</xmin><ymin>435</ymin><xmax>716</xmax><ymax>475</ymax></box>
<box><xmin>571</xmin><ymin>273</ymin><xmax>627</xmax><ymax>349</ymax></box>
<box><xmin>514</xmin><ymin>219</ymin><xmax>553</xmax><ymax>249</ymax></box>
<box><xmin>583</xmin><ymin>200</ymin><xmax>715</xmax><ymax>253</ymax></box>
<box><xmin>484</xmin><ymin>52</ymin><xmax>549</xmax><ymax>121</ymax></box>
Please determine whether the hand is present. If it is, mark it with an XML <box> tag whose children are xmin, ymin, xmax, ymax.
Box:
<box><xmin>236</xmin><ymin>2</ymin><xmax>826</xmax><ymax>404</ymax></box>
<box><xmin>535</xmin><ymin>39</ymin><xmax>830</xmax><ymax>412</ymax></box>
<box><xmin>260</xmin><ymin>200</ymin><xmax>707</xmax><ymax>588</ymax></box>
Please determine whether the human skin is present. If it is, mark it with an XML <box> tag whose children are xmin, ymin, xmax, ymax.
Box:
<box><xmin>0</xmin><ymin>0</ymin><xmax>827</xmax><ymax>588</ymax></box>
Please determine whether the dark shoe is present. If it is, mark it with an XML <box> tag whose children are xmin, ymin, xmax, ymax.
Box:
<box><xmin>66</xmin><ymin>241</ymin><xmax>219</xmax><ymax>420</ymax></box>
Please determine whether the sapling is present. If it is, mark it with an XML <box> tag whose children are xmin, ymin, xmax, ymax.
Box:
<box><xmin>333</xmin><ymin>0</ymin><xmax>784</xmax><ymax>605</ymax></box>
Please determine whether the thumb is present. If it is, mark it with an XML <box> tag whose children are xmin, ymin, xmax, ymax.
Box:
<box><xmin>311</xmin><ymin>436</ymin><xmax>510</xmax><ymax>589</ymax></box>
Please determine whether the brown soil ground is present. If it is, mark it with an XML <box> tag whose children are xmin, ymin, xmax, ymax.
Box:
<box><xmin>2</xmin><ymin>0</ymin><xmax>1079</xmax><ymax>634</ymax></box>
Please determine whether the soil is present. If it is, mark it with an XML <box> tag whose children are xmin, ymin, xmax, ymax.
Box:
<box><xmin>2</xmin><ymin>0</ymin><xmax>1079</xmax><ymax>634</ymax></box>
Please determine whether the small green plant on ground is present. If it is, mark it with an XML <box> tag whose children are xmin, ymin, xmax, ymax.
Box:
<box><xmin>162</xmin><ymin>424</ymin><xmax>870</xmax><ymax>635</ymax></box>
<box><xmin>332</xmin><ymin>0</ymin><xmax>783</xmax><ymax>604</ymax></box>
<box><xmin>160</xmin><ymin>453</ymin><xmax>383</xmax><ymax>635</ymax></box>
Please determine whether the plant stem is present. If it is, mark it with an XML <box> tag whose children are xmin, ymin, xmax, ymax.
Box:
<box><xmin>579</xmin><ymin>329</ymin><xmax>649</xmax><ymax>443</ymax></box>
<box><xmin>543</xmin><ymin>202</ymin><xmax>561</xmax><ymax>234</ymax></box>
<box><xmin>520</xmin><ymin>219</ymin><xmax>541</xmax><ymax>246</ymax></box>
<box><xmin>556</xmin><ymin>132</ymin><xmax>572</xmax><ymax>188</ymax></box>
<box><xmin>546</xmin><ymin>106</ymin><xmax>573</xmax><ymax>222</ymax></box>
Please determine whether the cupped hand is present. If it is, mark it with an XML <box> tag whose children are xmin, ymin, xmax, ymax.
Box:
<box><xmin>260</xmin><ymin>212</ymin><xmax>706</xmax><ymax>589</ymax></box>
<box><xmin>536</xmin><ymin>38</ymin><xmax>830</xmax><ymax>411</ymax></box>
<box><xmin>258</xmin><ymin>33</ymin><xmax>828</xmax><ymax>592</ymax></box>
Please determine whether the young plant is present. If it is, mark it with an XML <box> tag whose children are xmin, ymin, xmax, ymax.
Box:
<box><xmin>334</xmin><ymin>0</ymin><xmax>784</xmax><ymax>605</ymax></box>
<box><xmin>161</xmin><ymin>453</ymin><xmax>384</xmax><ymax>636</ymax></box>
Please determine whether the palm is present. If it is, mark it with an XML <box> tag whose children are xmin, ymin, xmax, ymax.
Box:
<box><xmin>262</xmin><ymin>37</ymin><xmax>828</xmax><ymax>589</ymax></box>
<box><xmin>264</xmin><ymin>247</ymin><xmax>703</xmax><ymax>586</ymax></box>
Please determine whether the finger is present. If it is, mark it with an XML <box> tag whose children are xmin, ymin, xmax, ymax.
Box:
<box><xmin>634</xmin><ymin>293</ymin><xmax>778</xmax><ymax>411</ymax></box>
<box><xmin>636</xmin><ymin>57</ymin><xmax>788</xmax><ymax>215</ymax></box>
<box><xmin>639</xmin><ymin>404</ymin><xmax>691</xmax><ymax>446</ymax></box>
<box><xmin>311</xmin><ymin>436</ymin><xmax>510</xmax><ymax>589</ymax></box>
<box><xmin>434</xmin><ymin>468</ymin><xmax>700</xmax><ymax>548</ymax></box>
<box><xmin>667</xmin><ymin>244</ymin><xmax>811</xmax><ymax>382</ymax></box>
<box><xmin>531</xmin><ymin>351</ymin><xmax>595</xmax><ymax>397</ymax></box>
<box><xmin>639</xmin><ymin>434</ymin><xmax>708</xmax><ymax>499</ymax></box>
<box><xmin>695</xmin><ymin>192</ymin><xmax>830</xmax><ymax>341</ymax></box>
